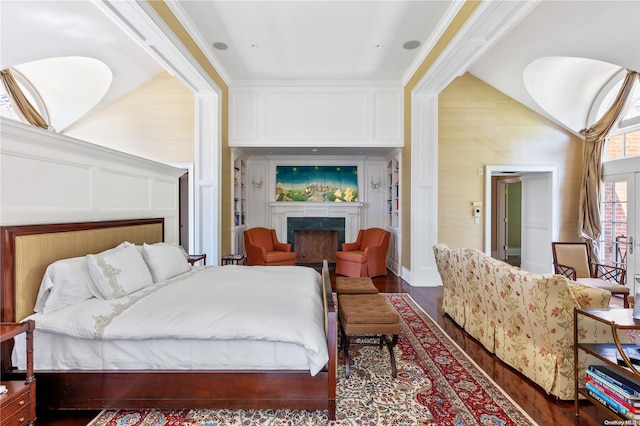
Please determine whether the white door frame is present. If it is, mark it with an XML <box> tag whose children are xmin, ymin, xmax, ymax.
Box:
<box><xmin>484</xmin><ymin>165</ymin><xmax>559</xmax><ymax>262</ymax></box>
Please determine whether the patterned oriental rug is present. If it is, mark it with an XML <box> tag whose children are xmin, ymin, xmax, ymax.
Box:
<box><xmin>90</xmin><ymin>294</ymin><xmax>537</xmax><ymax>426</ymax></box>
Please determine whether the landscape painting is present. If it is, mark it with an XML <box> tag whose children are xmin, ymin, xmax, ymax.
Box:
<box><xmin>275</xmin><ymin>165</ymin><xmax>358</xmax><ymax>202</ymax></box>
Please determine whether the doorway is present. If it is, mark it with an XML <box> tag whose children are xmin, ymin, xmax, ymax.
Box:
<box><xmin>496</xmin><ymin>178</ymin><xmax>522</xmax><ymax>267</ymax></box>
<box><xmin>484</xmin><ymin>165</ymin><xmax>559</xmax><ymax>274</ymax></box>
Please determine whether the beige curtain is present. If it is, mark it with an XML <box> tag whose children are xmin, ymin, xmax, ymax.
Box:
<box><xmin>578</xmin><ymin>69</ymin><xmax>639</xmax><ymax>260</ymax></box>
<box><xmin>0</xmin><ymin>68</ymin><xmax>49</xmax><ymax>130</ymax></box>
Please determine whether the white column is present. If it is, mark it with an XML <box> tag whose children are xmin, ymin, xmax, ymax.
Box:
<box><xmin>407</xmin><ymin>93</ymin><xmax>439</xmax><ymax>286</ymax></box>
<box><xmin>194</xmin><ymin>92</ymin><xmax>221</xmax><ymax>264</ymax></box>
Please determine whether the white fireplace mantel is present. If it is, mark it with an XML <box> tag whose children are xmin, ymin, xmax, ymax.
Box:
<box><xmin>270</xmin><ymin>201</ymin><xmax>363</xmax><ymax>244</ymax></box>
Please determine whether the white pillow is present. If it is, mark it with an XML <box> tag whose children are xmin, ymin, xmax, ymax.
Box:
<box><xmin>34</xmin><ymin>256</ymin><xmax>95</xmax><ymax>313</ymax></box>
<box><xmin>142</xmin><ymin>242</ymin><xmax>190</xmax><ymax>282</ymax></box>
<box><xmin>87</xmin><ymin>244</ymin><xmax>153</xmax><ymax>299</ymax></box>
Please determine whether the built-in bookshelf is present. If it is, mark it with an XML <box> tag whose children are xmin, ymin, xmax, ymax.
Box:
<box><xmin>386</xmin><ymin>155</ymin><xmax>400</xmax><ymax>229</ymax></box>
<box><xmin>233</xmin><ymin>155</ymin><xmax>247</xmax><ymax>228</ymax></box>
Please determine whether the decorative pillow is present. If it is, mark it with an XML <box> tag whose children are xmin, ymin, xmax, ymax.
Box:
<box><xmin>34</xmin><ymin>256</ymin><xmax>95</xmax><ymax>313</ymax></box>
<box><xmin>142</xmin><ymin>242</ymin><xmax>190</xmax><ymax>282</ymax></box>
<box><xmin>87</xmin><ymin>244</ymin><xmax>153</xmax><ymax>299</ymax></box>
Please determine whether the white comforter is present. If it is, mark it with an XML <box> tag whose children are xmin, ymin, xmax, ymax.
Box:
<box><xmin>24</xmin><ymin>265</ymin><xmax>329</xmax><ymax>375</ymax></box>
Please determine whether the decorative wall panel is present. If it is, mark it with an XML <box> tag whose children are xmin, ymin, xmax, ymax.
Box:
<box><xmin>0</xmin><ymin>119</ymin><xmax>184</xmax><ymax>243</ymax></box>
<box><xmin>229</xmin><ymin>85</ymin><xmax>403</xmax><ymax>148</ymax></box>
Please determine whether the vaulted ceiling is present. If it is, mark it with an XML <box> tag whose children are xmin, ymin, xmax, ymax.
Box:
<box><xmin>1</xmin><ymin>1</ymin><xmax>639</xmax><ymax>137</ymax></box>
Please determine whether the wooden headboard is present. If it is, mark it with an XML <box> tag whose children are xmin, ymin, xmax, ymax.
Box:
<box><xmin>1</xmin><ymin>218</ymin><xmax>164</xmax><ymax>323</ymax></box>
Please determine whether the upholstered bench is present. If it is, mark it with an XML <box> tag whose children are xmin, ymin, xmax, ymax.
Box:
<box><xmin>336</xmin><ymin>276</ymin><xmax>378</xmax><ymax>295</ymax></box>
<box><xmin>338</xmin><ymin>293</ymin><xmax>401</xmax><ymax>378</ymax></box>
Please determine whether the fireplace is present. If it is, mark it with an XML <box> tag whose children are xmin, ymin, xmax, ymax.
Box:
<box><xmin>288</xmin><ymin>217</ymin><xmax>345</xmax><ymax>263</ymax></box>
<box><xmin>270</xmin><ymin>201</ymin><xmax>362</xmax><ymax>258</ymax></box>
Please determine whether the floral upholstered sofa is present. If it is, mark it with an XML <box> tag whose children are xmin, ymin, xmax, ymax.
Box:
<box><xmin>433</xmin><ymin>243</ymin><xmax>635</xmax><ymax>400</ymax></box>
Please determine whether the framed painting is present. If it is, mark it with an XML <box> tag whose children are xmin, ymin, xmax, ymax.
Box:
<box><xmin>275</xmin><ymin>165</ymin><xmax>358</xmax><ymax>202</ymax></box>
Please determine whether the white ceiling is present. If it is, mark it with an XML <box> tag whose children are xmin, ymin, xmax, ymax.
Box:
<box><xmin>1</xmin><ymin>0</ymin><xmax>639</xmax><ymax>141</ymax></box>
<box><xmin>171</xmin><ymin>0</ymin><xmax>457</xmax><ymax>83</ymax></box>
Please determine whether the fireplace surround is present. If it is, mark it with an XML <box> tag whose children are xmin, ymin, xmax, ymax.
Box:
<box><xmin>270</xmin><ymin>202</ymin><xmax>363</xmax><ymax>250</ymax></box>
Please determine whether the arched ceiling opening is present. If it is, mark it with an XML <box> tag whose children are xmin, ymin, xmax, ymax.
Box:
<box><xmin>9</xmin><ymin>56</ymin><xmax>113</xmax><ymax>132</ymax></box>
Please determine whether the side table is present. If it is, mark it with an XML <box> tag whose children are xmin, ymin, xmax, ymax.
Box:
<box><xmin>222</xmin><ymin>254</ymin><xmax>246</xmax><ymax>265</ymax></box>
<box><xmin>0</xmin><ymin>320</ymin><xmax>36</xmax><ymax>425</ymax></box>
<box><xmin>186</xmin><ymin>254</ymin><xmax>206</xmax><ymax>265</ymax></box>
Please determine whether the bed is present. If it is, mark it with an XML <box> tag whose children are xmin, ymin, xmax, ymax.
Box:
<box><xmin>0</xmin><ymin>218</ymin><xmax>337</xmax><ymax>419</ymax></box>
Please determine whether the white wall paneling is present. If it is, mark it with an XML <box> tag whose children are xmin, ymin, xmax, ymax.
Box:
<box><xmin>387</xmin><ymin>228</ymin><xmax>401</xmax><ymax>275</ymax></box>
<box><xmin>408</xmin><ymin>94</ymin><xmax>439</xmax><ymax>286</ymax></box>
<box><xmin>246</xmin><ymin>157</ymin><xmax>269</xmax><ymax>228</ymax></box>
<box><xmin>0</xmin><ymin>119</ymin><xmax>185</xmax><ymax>242</ymax></box>
<box><xmin>230</xmin><ymin>85</ymin><xmax>403</xmax><ymax>148</ymax></box>
<box><xmin>362</xmin><ymin>158</ymin><xmax>387</xmax><ymax>229</ymax></box>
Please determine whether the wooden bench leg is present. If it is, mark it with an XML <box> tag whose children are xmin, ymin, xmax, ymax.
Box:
<box><xmin>342</xmin><ymin>333</ymin><xmax>399</xmax><ymax>378</ymax></box>
<box><xmin>344</xmin><ymin>334</ymin><xmax>352</xmax><ymax>378</ymax></box>
<box><xmin>382</xmin><ymin>334</ymin><xmax>399</xmax><ymax>378</ymax></box>
<box><xmin>340</xmin><ymin>323</ymin><xmax>353</xmax><ymax>378</ymax></box>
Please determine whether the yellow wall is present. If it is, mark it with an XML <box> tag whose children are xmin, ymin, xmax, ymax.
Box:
<box><xmin>403</xmin><ymin>0</ymin><xmax>482</xmax><ymax>270</ymax></box>
<box><xmin>146</xmin><ymin>1</ymin><xmax>231</xmax><ymax>258</ymax></box>
<box><xmin>438</xmin><ymin>73</ymin><xmax>583</xmax><ymax>249</ymax></box>
<box><xmin>64</xmin><ymin>72</ymin><xmax>195</xmax><ymax>164</ymax></box>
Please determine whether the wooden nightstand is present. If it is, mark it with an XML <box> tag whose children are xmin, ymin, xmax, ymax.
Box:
<box><xmin>1</xmin><ymin>320</ymin><xmax>36</xmax><ymax>426</ymax></box>
<box><xmin>186</xmin><ymin>254</ymin><xmax>206</xmax><ymax>265</ymax></box>
<box><xmin>221</xmin><ymin>254</ymin><xmax>246</xmax><ymax>265</ymax></box>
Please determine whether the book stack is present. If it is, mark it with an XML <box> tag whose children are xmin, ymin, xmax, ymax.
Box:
<box><xmin>586</xmin><ymin>364</ymin><xmax>640</xmax><ymax>421</ymax></box>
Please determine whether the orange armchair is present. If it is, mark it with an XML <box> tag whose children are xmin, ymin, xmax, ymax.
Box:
<box><xmin>244</xmin><ymin>227</ymin><xmax>296</xmax><ymax>266</ymax></box>
<box><xmin>335</xmin><ymin>228</ymin><xmax>390</xmax><ymax>277</ymax></box>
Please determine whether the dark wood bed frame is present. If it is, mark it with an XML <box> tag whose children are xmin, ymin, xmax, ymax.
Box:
<box><xmin>0</xmin><ymin>218</ymin><xmax>337</xmax><ymax>420</ymax></box>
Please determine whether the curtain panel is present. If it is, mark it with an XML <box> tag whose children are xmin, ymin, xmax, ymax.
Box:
<box><xmin>578</xmin><ymin>69</ymin><xmax>639</xmax><ymax>260</ymax></box>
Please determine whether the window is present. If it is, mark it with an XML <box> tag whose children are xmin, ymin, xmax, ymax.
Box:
<box><xmin>603</xmin><ymin>73</ymin><xmax>640</xmax><ymax>160</ymax></box>
<box><xmin>607</xmin><ymin>130</ymin><xmax>640</xmax><ymax>160</ymax></box>
<box><xmin>600</xmin><ymin>180</ymin><xmax>627</xmax><ymax>270</ymax></box>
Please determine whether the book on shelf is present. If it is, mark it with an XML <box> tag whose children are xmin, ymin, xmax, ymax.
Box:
<box><xmin>586</xmin><ymin>374</ymin><xmax>640</xmax><ymax>407</ymax></box>
<box><xmin>587</xmin><ymin>365</ymin><xmax>640</xmax><ymax>398</ymax></box>
<box><xmin>587</xmin><ymin>377</ymin><xmax>640</xmax><ymax>411</ymax></box>
<box><xmin>586</xmin><ymin>383</ymin><xmax>640</xmax><ymax>421</ymax></box>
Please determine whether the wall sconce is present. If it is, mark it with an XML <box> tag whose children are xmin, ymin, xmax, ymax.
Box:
<box><xmin>370</xmin><ymin>176</ymin><xmax>382</xmax><ymax>190</ymax></box>
<box><xmin>252</xmin><ymin>175</ymin><xmax>263</xmax><ymax>190</ymax></box>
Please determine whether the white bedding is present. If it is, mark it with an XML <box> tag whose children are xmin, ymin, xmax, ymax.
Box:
<box><xmin>14</xmin><ymin>265</ymin><xmax>329</xmax><ymax>375</ymax></box>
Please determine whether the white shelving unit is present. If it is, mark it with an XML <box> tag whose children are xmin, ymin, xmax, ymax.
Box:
<box><xmin>233</xmin><ymin>156</ymin><xmax>247</xmax><ymax>227</ymax></box>
<box><xmin>385</xmin><ymin>151</ymin><xmax>401</xmax><ymax>275</ymax></box>
<box><xmin>232</xmin><ymin>151</ymin><xmax>248</xmax><ymax>255</ymax></box>
<box><xmin>386</xmin><ymin>156</ymin><xmax>400</xmax><ymax>229</ymax></box>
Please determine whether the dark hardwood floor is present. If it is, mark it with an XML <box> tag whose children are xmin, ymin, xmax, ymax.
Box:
<box><xmin>35</xmin><ymin>269</ymin><xmax>610</xmax><ymax>425</ymax></box>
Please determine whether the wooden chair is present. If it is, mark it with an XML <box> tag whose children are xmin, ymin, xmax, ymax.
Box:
<box><xmin>551</xmin><ymin>241</ymin><xmax>629</xmax><ymax>307</ymax></box>
<box><xmin>243</xmin><ymin>227</ymin><xmax>296</xmax><ymax>266</ymax></box>
<box><xmin>335</xmin><ymin>228</ymin><xmax>390</xmax><ymax>277</ymax></box>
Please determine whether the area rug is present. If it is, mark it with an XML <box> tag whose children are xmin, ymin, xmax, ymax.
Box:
<box><xmin>90</xmin><ymin>293</ymin><xmax>537</xmax><ymax>426</ymax></box>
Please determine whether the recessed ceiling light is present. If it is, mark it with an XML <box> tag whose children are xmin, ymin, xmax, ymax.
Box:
<box><xmin>402</xmin><ymin>40</ymin><xmax>421</xmax><ymax>50</ymax></box>
<box><xmin>212</xmin><ymin>42</ymin><xmax>228</xmax><ymax>50</ymax></box>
